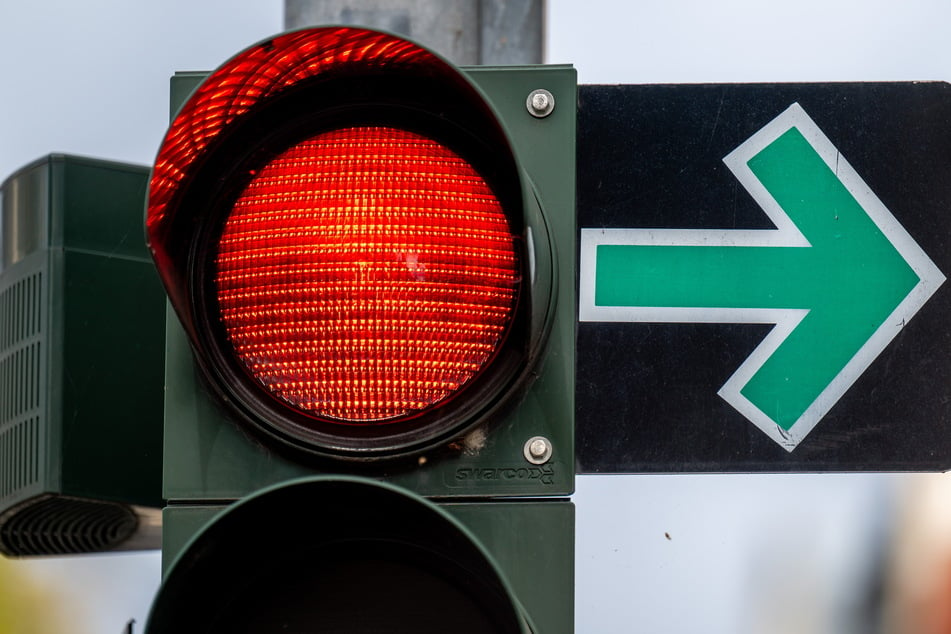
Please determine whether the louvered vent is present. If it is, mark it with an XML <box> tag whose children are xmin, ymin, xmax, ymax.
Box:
<box><xmin>0</xmin><ymin>494</ymin><xmax>138</xmax><ymax>556</ymax></box>
<box><xmin>0</xmin><ymin>271</ymin><xmax>44</xmax><ymax>503</ymax></box>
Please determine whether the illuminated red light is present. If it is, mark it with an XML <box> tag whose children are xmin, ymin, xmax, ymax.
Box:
<box><xmin>214</xmin><ymin>126</ymin><xmax>519</xmax><ymax>422</ymax></box>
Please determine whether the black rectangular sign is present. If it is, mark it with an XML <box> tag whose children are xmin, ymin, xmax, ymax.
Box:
<box><xmin>576</xmin><ymin>82</ymin><xmax>951</xmax><ymax>472</ymax></box>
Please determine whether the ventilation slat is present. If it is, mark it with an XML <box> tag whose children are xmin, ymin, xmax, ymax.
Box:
<box><xmin>0</xmin><ymin>271</ymin><xmax>45</xmax><ymax>502</ymax></box>
<box><xmin>0</xmin><ymin>495</ymin><xmax>138</xmax><ymax>556</ymax></box>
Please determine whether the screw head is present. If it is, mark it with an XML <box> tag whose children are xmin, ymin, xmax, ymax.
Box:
<box><xmin>526</xmin><ymin>89</ymin><xmax>555</xmax><ymax>118</ymax></box>
<box><xmin>523</xmin><ymin>436</ymin><xmax>553</xmax><ymax>464</ymax></box>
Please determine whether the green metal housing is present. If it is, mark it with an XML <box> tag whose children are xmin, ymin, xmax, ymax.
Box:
<box><xmin>0</xmin><ymin>155</ymin><xmax>166</xmax><ymax>556</ymax></box>
<box><xmin>157</xmin><ymin>480</ymin><xmax>574</xmax><ymax>634</ymax></box>
<box><xmin>157</xmin><ymin>63</ymin><xmax>576</xmax><ymax>634</ymax></box>
<box><xmin>162</xmin><ymin>65</ymin><xmax>577</xmax><ymax>502</ymax></box>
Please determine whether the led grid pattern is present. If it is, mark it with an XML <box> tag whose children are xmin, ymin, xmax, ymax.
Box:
<box><xmin>215</xmin><ymin>126</ymin><xmax>519</xmax><ymax>422</ymax></box>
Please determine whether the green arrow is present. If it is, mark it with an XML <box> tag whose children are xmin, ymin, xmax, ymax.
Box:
<box><xmin>579</xmin><ymin>103</ymin><xmax>944</xmax><ymax>450</ymax></box>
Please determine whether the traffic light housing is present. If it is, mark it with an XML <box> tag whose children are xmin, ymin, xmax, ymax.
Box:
<box><xmin>0</xmin><ymin>155</ymin><xmax>165</xmax><ymax>556</ymax></box>
<box><xmin>149</xmin><ymin>477</ymin><xmax>574</xmax><ymax>634</ymax></box>
<box><xmin>146</xmin><ymin>27</ymin><xmax>575</xmax><ymax>633</ymax></box>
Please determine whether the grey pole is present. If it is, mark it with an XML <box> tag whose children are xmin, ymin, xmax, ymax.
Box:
<box><xmin>283</xmin><ymin>0</ymin><xmax>544</xmax><ymax>65</ymax></box>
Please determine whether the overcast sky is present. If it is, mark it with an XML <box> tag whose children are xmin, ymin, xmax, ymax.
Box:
<box><xmin>6</xmin><ymin>0</ymin><xmax>951</xmax><ymax>180</ymax></box>
<box><xmin>3</xmin><ymin>1</ymin><xmax>951</xmax><ymax>633</ymax></box>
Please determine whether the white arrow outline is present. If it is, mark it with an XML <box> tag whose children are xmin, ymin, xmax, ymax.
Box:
<box><xmin>579</xmin><ymin>103</ymin><xmax>945</xmax><ymax>451</ymax></box>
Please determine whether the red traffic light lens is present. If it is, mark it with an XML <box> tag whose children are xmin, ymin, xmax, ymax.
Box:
<box><xmin>215</xmin><ymin>126</ymin><xmax>519</xmax><ymax>423</ymax></box>
<box><xmin>147</xmin><ymin>26</ymin><xmax>540</xmax><ymax>457</ymax></box>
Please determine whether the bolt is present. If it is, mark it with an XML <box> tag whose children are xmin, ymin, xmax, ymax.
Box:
<box><xmin>526</xmin><ymin>89</ymin><xmax>555</xmax><ymax>118</ymax></box>
<box><xmin>529</xmin><ymin>438</ymin><xmax>547</xmax><ymax>458</ymax></box>
<box><xmin>523</xmin><ymin>436</ymin><xmax>553</xmax><ymax>464</ymax></box>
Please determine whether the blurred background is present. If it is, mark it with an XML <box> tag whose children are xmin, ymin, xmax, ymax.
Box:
<box><xmin>3</xmin><ymin>1</ymin><xmax>951</xmax><ymax>632</ymax></box>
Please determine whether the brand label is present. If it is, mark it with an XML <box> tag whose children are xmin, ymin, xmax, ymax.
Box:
<box><xmin>452</xmin><ymin>464</ymin><xmax>555</xmax><ymax>486</ymax></box>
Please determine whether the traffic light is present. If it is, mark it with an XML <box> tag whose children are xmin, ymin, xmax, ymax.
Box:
<box><xmin>145</xmin><ymin>26</ymin><xmax>575</xmax><ymax>633</ymax></box>
<box><xmin>0</xmin><ymin>155</ymin><xmax>165</xmax><ymax>556</ymax></box>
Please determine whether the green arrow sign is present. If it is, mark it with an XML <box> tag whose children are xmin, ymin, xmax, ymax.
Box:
<box><xmin>579</xmin><ymin>103</ymin><xmax>945</xmax><ymax>450</ymax></box>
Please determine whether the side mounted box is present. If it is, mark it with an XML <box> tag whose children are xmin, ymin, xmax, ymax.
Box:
<box><xmin>0</xmin><ymin>154</ymin><xmax>166</xmax><ymax>556</ymax></box>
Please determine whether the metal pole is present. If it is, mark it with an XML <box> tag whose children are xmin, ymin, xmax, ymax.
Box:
<box><xmin>283</xmin><ymin>0</ymin><xmax>544</xmax><ymax>65</ymax></box>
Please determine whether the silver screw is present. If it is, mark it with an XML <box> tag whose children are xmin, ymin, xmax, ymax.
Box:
<box><xmin>523</xmin><ymin>436</ymin><xmax>553</xmax><ymax>464</ymax></box>
<box><xmin>526</xmin><ymin>89</ymin><xmax>555</xmax><ymax>118</ymax></box>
